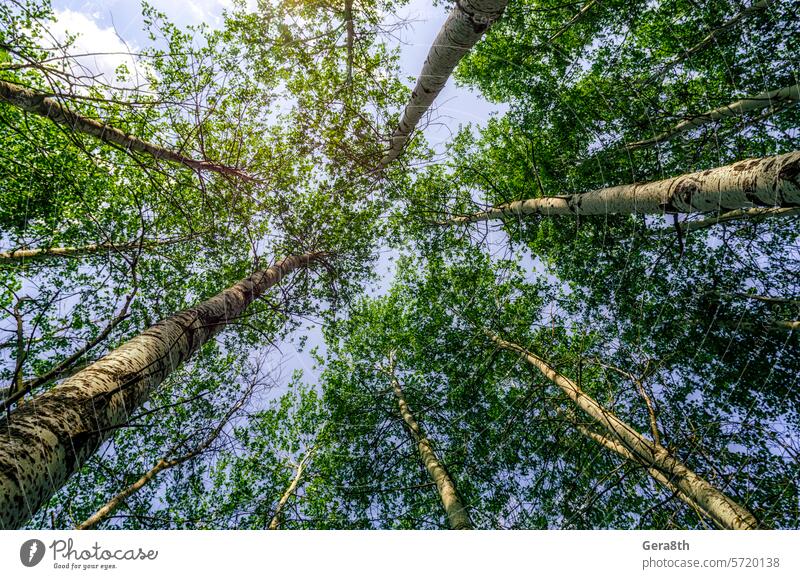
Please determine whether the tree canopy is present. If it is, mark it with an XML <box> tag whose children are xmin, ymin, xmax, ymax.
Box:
<box><xmin>0</xmin><ymin>0</ymin><xmax>797</xmax><ymax>529</ymax></box>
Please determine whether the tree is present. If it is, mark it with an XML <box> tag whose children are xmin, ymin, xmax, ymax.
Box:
<box><xmin>1</xmin><ymin>0</ymin><xmax>797</xmax><ymax>531</ymax></box>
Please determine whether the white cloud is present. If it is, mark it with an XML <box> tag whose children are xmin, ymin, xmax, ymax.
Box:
<box><xmin>51</xmin><ymin>9</ymin><xmax>144</xmax><ymax>89</ymax></box>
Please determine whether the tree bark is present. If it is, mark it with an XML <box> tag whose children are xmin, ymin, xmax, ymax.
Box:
<box><xmin>676</xmin><ymin>206</ymin><xmax>800</xmax><ymax>232</ymax></box>
<box><xmin>575</xmin><ymin>424</ymin><xmax>722</xmax><ymax>528</ymax></box>
<box><xmin>443</xmin><ymin>151</ymin><xmax>800</xmax><ymax>224</ymax></box>
<box><xmin>383</xmin><ymin>356</ymin><xmax>473</xmax><ymax>530</ymax></box>
<box><xmin>267</xmin><ymin>447</ymin><xmax>315</xmax><ymax>530</ymax></box>
<box><xmin>379</xmin><ymin>0</ymin><xmax>508</xmax><ymax>168</ymax></box>
<box><xmin>487</xmin><ymin>331</ymin><xmax>760</xmax><ymax>530</ymax></box>
<box><xmin>0</xmin><ymin>252</ymin><xmax>326</xmax><ymax>528</ymax></box>
<box><xmin>628</xmin><ymin>83</ymin><xmax>800</xmax><ymax>150</ymax></box>
<box><xmin>0</xmin><ymin>80</ymin><xmax>254</xmax><ymax>181</ymax></box>
<box><xmin>0</xmin><ymin>237</ymin><xmax>190</xmax><ymax>263</ymax></box>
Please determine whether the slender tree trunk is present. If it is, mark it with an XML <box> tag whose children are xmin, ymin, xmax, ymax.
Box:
<box><xmin>645</xmin><ymin>0</ymin><xmax>772</xmax><ymax>85</ymax></box>
<box><xmin>379</xmin><ymin>0</ymin><xmax>508</xmax><ymax>167</ymax></box>
<box><xmin>548</xmin><ymin>0</ymin><xmax>599</xmax><ymax>42</ymax></box>
<box><xmin>628</xmin><ymin>83</ymin><xmax>800</xmax><ymax>150</ymax></box>
<box><xmin>0</xmin><ymin>237</ymin><xmax>190</xmax><ymax>263</ymax></box>
<box><xmin>77</xmin><ymin>388</ymin><xmax>251</xmax><ymax>530</ymax></box>
<box><xmin>486</xmin><ymin>331</ymin><xmax>760</xmax><ymax>530</ymax></box>
<box><xmin>443</xmin><ymin>151</ymin><xmax>800</xmax><ymax>225</ymax></box>
<box><xmin>383</xmin><ymin>356</ymin><xmax>473</xmax><ymax>530</ymax></box>
<box><xmin>344</xmin><ymin>0</ymin><xmax>355</xmax><ymax>84</ymax></box>
<box><xmin>677</xmin><ymin>206</ymin><xmax>800</xmax><ymax>232</ymax></box>
<box><xmin>267</xmin><ymin>447</ymin><xmax>315</xmax><ymax>530</ymax></box>
<box><xmin>0</xmin><ymin>80</ymin><xmax>253</xmax><ymax>180</ymax></box>
<box><xmin>0</xmin><ymin>252</ymin><xmax>326</xmax><ymax>528</ymax></box>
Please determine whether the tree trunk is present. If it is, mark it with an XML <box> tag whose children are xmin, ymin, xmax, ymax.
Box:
<box><xmin>676</xmin><ymin>206</ymin><xmax>800</xmax><ymax>233</ymax></box>
<box><xmin>384</xmin><ymin>357</ymin><xmax>473</xmax><ymax>530</ymax></box>
<box><xmin>267</xmin><ymin>447</ymin><xmax>315</xmax><ymax>530</ymax></box>
<box><xmin>0</xmin><ymin>252</ymin><xmax>326</xmax><ymax>528</ymax></box>
<box><xmin>379</xmin><ymin>0</ymin><xmax>508</xmax><ymax>168</ymax></box>
<box><xmin>0</xmin><ymin>237</ymin><xmax>190</xmax><ymax>263</ymax></box>
<box><xmin>628</xmin><ymin>83</ymin><xmax>800</xmax><ymax>150</ymax></box>
<box><xmin>0</xmin><ymin>80</ymin><xmax>253</xmax><ymax>180</ymax></box>
<box><xmin>444</xmin><ymin>151</ymin><xmax>800</xmax><ymax>224</ymax></box>
<box><xmin>575</xmin><ymin>424</ymin><xmax>723</xmax><ymax>528</ymax></box>
<box><xmin>486</xmin><ymin>331</ymin><xmax>760</xmax><ymax>530</ymax></box>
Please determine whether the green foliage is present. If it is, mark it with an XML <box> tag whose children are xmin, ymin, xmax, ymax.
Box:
<box><xmin>2</xmin><ymin>0</ymin><xmax>798</xmax><ymax>530</ymax></box>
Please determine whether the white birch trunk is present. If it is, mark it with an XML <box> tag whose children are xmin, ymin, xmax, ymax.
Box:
<box><xmin>445</xmin><ymin>151</ymin><xmax>800</xmax><ymax>224</ymax></box>
<box><xmin>0</xmin><ymin>237</ymin><xmax>189</xmax><ymax>263</ymax></box>
<box><xmin>267</xmin><ymin>448</ymin><xmax>315</xmax><ymax>530</ymax></box>
<box><xmin>386</xmin><ymin>362</ymin><xmax>473</xmax><ymax>530</ymax></box>
<box><xmin>628</xmin><ymin>83</ymin><xmax>800</xmax><ymax>150</ymax></box>
<box><xmin>379</xmin><ymin>0</ymin><xmax>508</xmax><ymax>167</ymax></box>
<box><xmin>0</xmin><ymin>252</ymin><xmax>325</xmax><ymax>528</ymax></box>
<box><xmin>487</xmin><ymin>332</ymin><xmax>760</xmax><ymax>530</ymax></box>
<box><xmin>0</xmin><ymin>80</ymin><xmax>253</xmax><ymax>180</ymax></box>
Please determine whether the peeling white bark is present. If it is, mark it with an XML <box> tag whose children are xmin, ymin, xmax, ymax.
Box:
<box><xmin>0</xmin><ymin>80</ymin><xmax>254</xmax><ymax>180</ymax></box>
<box><xmin>445</xmin><ymin>151</ymin><xmax>800</xmax><ymax>224</ymax></box>
<box><xmin>488</xmin><ymin>332</ymin><xmax>760</xmax><ymax>530</ymax></box>
<box><xmin>379</xmin><ymin>0</ymin><xmax>508</xmax><ymax>167</ymax></box>
<box><xmin>628</xmin><ymin>84</ymin><xmax>800</xmax><ymax>150</ymax></box>
<box><xmin>0</xmin><ymin>252</ymin><xmax>326</xmax><ymax>528</ymax></box>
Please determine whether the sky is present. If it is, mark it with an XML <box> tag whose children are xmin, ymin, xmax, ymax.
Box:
<box><xmin>49</xmin><ymin>0</ymin><xmax>507</xmax><ymax>150</ymax></box>
<box><xmin>46</xmin><ymin>0</ymin><xmax>509</xmax><ymax>387</ymax></box>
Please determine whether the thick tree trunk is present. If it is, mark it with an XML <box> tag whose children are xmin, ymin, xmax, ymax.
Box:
<box><xmin>384</xmin><ymin>358</ymin><xmax>473</xmax><ymax>530</ymax></box>
<box><xmin>628</xmin><ymin>83</ymin><xmax>800</xmax><ymax>150</ymax></box>
<box><xmin>444</xmin><ymin>151</ymin><xmax>800</xmax><ymax>224</ymax></box>
<box><xmin>379</xmin><ymin>0</ymin><xmax>508</xmax><ymax>167</ymax></box>
<box><xmin>487</xmin><ymin>331</ymin><xmax>760</xmax><ymax>530</ymax></box>
<box><xmin>0</xmin><ymin>80</ymin><xmax>253</xmax><ymax>180</ymax></box>
<box><xmin>0</xmin><ymin>252</ymin><xmax>326</xmax><ymax>528</ymax></box>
